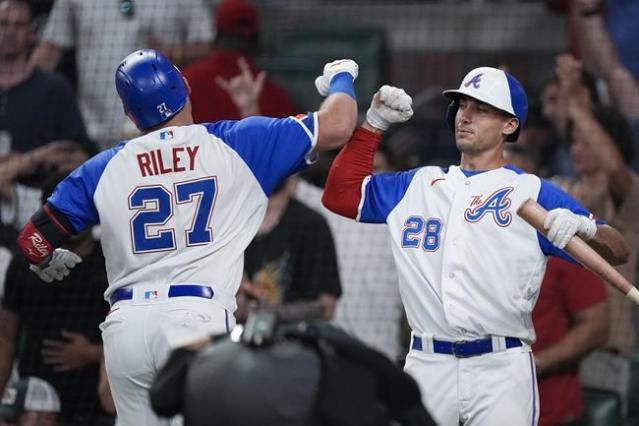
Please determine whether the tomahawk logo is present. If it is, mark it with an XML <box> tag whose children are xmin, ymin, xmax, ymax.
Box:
<box><xmin>464</xmin><ymin>187</ymin><xmax>514</xmax><ymax>226</ymax></box>
<box><xmin>464</xmin><ymin>73</ymin><xmax>483</xmax><ymax>89</ymax></box>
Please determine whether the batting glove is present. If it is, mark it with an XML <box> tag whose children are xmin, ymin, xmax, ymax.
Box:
<box><xmin>29</xmin><ymin>248</ymin><xmax>82</xmax><ymax>283</ymax></box>
<box><xmin>314</xmin><ymin>59</ymin><xmax>359</xmax><ymax>96</ymax></box>
<box><xmin>544</xmin><ymin>208</ymin><xmax>597</xmax><ymax>249</ymax></box>
<box><xmin>366</xmin><ymin>85</ymin><xmax>414</xmax><ymax>131</ymax></box>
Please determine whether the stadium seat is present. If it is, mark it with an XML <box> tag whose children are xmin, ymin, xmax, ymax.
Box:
<box><xmin>582</xmin><ymin>387</ymin><xmax>622</xmax><ymax>426</ymax></box>
<box><xmin>257</xmin><ymin>27</ymin><xmax>387</xmax><ymax>114</ymax></box>
<box><xmin>626</xmin><ymin>353</ymin><xmax>639</xmax><ymax>426</ymax></box>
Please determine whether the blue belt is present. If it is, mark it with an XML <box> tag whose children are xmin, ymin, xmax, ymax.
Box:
<box><xmin>411</xmin><ymin>335</ymin><xmax>522</xmax><ymax>358</ymax></box>
<box><xmin>110</xmin><ymin>285</ymin><xmax>214</xmax><ymax>306</ymax></box>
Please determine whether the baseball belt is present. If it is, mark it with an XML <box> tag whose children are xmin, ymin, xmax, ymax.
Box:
<box><xmin>411</xmin><ymin>335</ymin><xmax>522</xmax><ymax>358</ymax></box>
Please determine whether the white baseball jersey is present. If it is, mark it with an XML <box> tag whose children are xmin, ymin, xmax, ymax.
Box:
<box><xmin>357</xmin><ymin>164</ymin><xmax>595</xmax><ymax>344</ymax></box>
<box><xmin>47</xmin><ymin>114</ymin><xmax>317</xmax><ymax>310</ymax></box>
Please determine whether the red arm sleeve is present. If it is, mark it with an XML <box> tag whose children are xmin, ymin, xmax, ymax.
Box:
<box><xmin>321</xmin><ymin>127</ymin><xmax>382</xmax><ymax>219</ymax></box>
<box><xmin>17</xmin><ymin>202</ymin><xmax>73</xmax><ymax>265</ymax></box>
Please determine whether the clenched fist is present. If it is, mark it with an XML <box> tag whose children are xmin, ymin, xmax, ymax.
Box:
<box><xmin>366</xmin><ymin>85</ymin><xmax>414</xmax><ymax>131</ymax></box>
<box><xmin>314</xmin><ymin>59</ymin><xmax>359</xmax><ymax>96</ymax></box>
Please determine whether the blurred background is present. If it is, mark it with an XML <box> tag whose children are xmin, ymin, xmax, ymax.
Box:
<box><xmin>1</xmin><ymin>0</ymin><xmax>639</xmax><ymax>425</ymax></box>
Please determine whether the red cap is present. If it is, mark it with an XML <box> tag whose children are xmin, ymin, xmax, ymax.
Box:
<box><xmin>215</xmin><ymin>0</ymin><xmax>259</xmax><ymax>39</ymax></box>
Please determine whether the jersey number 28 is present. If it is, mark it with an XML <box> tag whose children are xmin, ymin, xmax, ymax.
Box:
<box><xmin>129</xmin><ymin>177</ymin><xmax>217</xmax><ymax>253</ymax></box>
<box><xmin>401</xmin><ymin>216</ymin><xmax>443</xmax><ymax>251</ymax></box>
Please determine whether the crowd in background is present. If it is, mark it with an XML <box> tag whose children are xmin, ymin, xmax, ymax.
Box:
<box><xmin>0</xmin><ymin>0</ymin><xmax>638</xmax><ymax>425</ymax></box>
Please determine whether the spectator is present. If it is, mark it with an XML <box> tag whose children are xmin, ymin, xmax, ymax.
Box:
<box><xmin>552</xmin><ymin>53</ymin><xmax>639</xmax><ymax>411</ymax></box>
<box><xmin>241</xmin><ymin>178</ymin><xmax>342</xmax><ymax>323</ymax></box>
<box><xmin>216</xmin><ymin>46</ymin><xmax>402</xmax><ymax>359</ymax></box>
<box><xmin>476</xmin><ymin>119</ymin><xmax>609</xmax><ymax>426</ymax></box>
<box><xmin>184</xmin><ymin>0</ymin><xmax>296</xmax><ymax>122</ymax></box>
<box><xmin>30</xmin><ymin>0</ymin><xmax>213</xmax><ymax>149</ymax></box>
<box><xmin>0</xmin><ymin>0</ymin><xmax>92</xmax><ymax>184</ymax></box>
<box><xmin>533</xmin><ymin>258</ymin><xmax>608</xmax><ymax>426</ymax></box>
<box><xmin>0</xmin><ymin>143</ymin><xmax>88</xmax><ymax>236</ymax></box>
<box><xmin>294</xmin><ymin>146</ymin><xmax>404</xmax><ymax>362</ymax></box>
<box><xmin>571</xmin><ymin>0</ymin><xmax>639</xmax><ymax>172</ymax></box>
<box><xmin>0</xmin><ymin>171</ymin><xmax>112</xmax><ymax>426</ymax></box>
<box><xmin>0</xmin><ymin>377</ymin><xmax>60</xmax><ymax>426</ymax></box>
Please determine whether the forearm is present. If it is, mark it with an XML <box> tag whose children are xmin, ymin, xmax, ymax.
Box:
<box><xmin>568</xmin><ymin>107</ymin><xmax>634</xmax><ymax>201</ymax></box>
<box><xmin>573</xmin><ymin>11</ymin><xmax>639</xmax><ymax>116</ymax></box>
<box><xmin>17</xmin><ymin>203</ymin><xmax>73</xmax><ymax>265</ymax></box>
<box><xmin>322</xmin><ymin>126</ymin><xmax>382</xmax><ymax>218</ymax></box>
<box><xmin>535</xmin><ymin>302</ymin><xmax>608</xmax><ymax>376</ymax></box>
<box><xmin>588</xmin><ymin>224</ymin><xmax>630</xmax><ymax>266</ymax></box>
<box><xmin>316</xmin><ymin>92</ymin><xmax>358</xmax><ymax>151</ymax></box>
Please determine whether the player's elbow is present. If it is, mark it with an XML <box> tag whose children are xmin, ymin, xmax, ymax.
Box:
<box><xmin>316</xmin><ymin>102</ymin><xmax>357</xmax><ymax>151</ymax></box>
<box><xmin>608</xmin><ymin>238</ymin><xmax>630</xmax><ymax>266</ymax></box>
<box><xmin>597</xmin><ymin>225</ymin><xmax>631</xmax><ymax>266</ymax></box>
<box><xmin>321</xmin><ymin>189</ymin><xmax>358</xmax><ymax>219</ymax></box>
<box><xmin>317</xmin><ymin>122</ymin><xmax>355</xmax><ymax>151</ymax></box>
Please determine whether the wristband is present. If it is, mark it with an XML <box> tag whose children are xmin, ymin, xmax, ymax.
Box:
<box><xmin>328</xmin><ymin>72</ymin><xmax>356</xmax><ymax>99</ymax></box>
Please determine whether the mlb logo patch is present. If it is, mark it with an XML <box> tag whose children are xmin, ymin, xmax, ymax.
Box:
<box><xmin>160</xmin><ymin>130</ymin><xmax>174</xmax><ymax>140</ymax></box>
<box><xmin>144</xmin><ymin>290</ymin><xmax>159</xmax><ymax>300</ymax></box>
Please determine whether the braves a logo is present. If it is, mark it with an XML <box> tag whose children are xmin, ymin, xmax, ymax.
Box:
<box><xmin>464</xmin><ymin>187</ymin><xmax>514</xmax><ymax>227</ymax></box>
<box><xmin>464</xmin><ymin>73</ymin><xmax>483</xmax><ymax>89</ymax></box>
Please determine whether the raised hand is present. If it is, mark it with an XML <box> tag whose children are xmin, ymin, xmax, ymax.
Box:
<box><xmin>314</xmin><ymin>59</ymin><xmax>359</xmax><ymax>96</ymax></box>
<box><xmin>216</xmin><ymin>57</ymin><xmax>266</xmax><ymax>117</ymax></box>
<box><xmin>366</xmin><ymin>85</ymin><xmax>414</xmax><ymax>131</ymax></box>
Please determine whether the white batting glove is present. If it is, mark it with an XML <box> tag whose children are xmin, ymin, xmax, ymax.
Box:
<box><xmin>366</xmin><ymin>85</ymin><xmax>414</xmax><ymax>131</ymax></box>
<box><xmin>544</xmin><ymin>208</ymin><xmax>597</xmax><ymax>249</ymax></box>
<box><xmin>314</xmin><ymin>59</ymin><xmax>359</xmax><ymax>96</ymax></box>
<box><xmin>29</xmin><ymin>248</ymin><xmax>82</xmax><ymax>283</ymax></box>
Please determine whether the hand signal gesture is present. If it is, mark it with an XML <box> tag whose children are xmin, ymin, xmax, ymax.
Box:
<box><xmin>216</xmin><ymin>57</ymin><xmax>265</xmax><ymax>117</ymax></box>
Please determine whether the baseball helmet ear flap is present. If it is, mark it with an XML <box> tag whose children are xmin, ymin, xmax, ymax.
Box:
<box><xmin>445</xmin><ymin>99</ymin><xmax>459</xmax><ymax>135</ymax></box>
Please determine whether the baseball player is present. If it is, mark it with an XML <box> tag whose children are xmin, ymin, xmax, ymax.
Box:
<box><xmin>321</xmin><ymin>69</ymin><xmax>630</xmax><ymax>425</ymax></box>
<box><xmin>15</xmin><ymin>49</ymin><xmax>359</xmax><ymax>425</ymax></box>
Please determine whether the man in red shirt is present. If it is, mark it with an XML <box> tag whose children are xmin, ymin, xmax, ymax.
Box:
<box><xmin>533</xmin><ymin>258</ymin><xmax>609</xmax><ymax>426</ymax></box>
<box><xmin>183</xmin><ymin>0</ymin><xmax>296</xmax><ymax>122</ymax></box>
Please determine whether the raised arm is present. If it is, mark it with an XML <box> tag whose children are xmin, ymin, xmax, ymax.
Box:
<box><xmin>572</xmin><ymin>0</ymin><xmax>639</xmax><ymax>117</ymax></box>
<box><xmin>312</xmin><ymin>60</ymin><xmax>360</xmax><ymax>151</ymax></box>
<box><xmin>322</xmin><ymin>85</ymin><xmax>413</xmax><ymax>218</ymax></box>
<box><xmin>556</xmin><ymin>54</ymin><xmax>635</xmax><ymax>203</ymax></box>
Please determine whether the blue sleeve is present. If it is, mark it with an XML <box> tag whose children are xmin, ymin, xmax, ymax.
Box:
<box><xmin>204</xmin><ymin>114</ymin><xmax>317</xmax><ymax>197</ymax></box>
<box><xmin>47</xmin><ymin>143</ymin><xmax>125</xmax><ymax>233</ymax></box>
<box><xmin>358</xmin><ymin>169</ymin><xmax>419</xmax><ymax>223</ymax></box>
<box><xmin>536</xmin><ymin>178</ymin><xmax>602</xmax><ymax>261</ymax></box>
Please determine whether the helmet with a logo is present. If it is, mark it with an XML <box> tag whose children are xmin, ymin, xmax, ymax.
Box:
<box><xmin>115</xmin><ymin>49</ymin><xmax>188</xmax><ymax>131</ymax></box>
<box><xmin>442</xmin><ymin>67</ymin><xmax>528</xmax><ymax>142</ymax></box>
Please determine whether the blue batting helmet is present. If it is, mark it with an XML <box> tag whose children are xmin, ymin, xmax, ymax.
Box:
<box><xmin>443</xmin><ymin>67</ymin><xmax>528</xmax><ymax>142</ymax></box>
<box><xmin>115</xmin><ymin>49</ymin><xmax>188</xmax><ymax>131</ymax></box>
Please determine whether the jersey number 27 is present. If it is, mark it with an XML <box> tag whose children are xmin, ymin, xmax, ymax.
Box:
<box><xmin>129</xmin><ymin>177</ymin><xmax>217</xmax><ymax>253</ymax></box>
